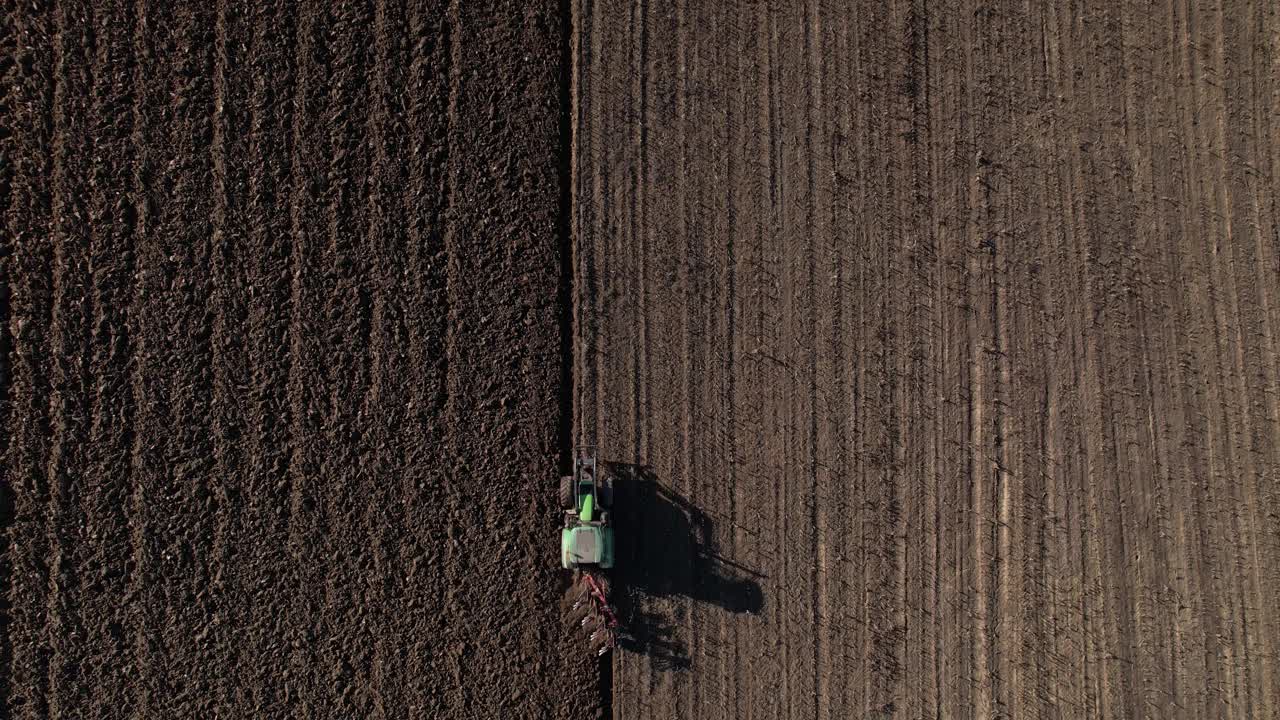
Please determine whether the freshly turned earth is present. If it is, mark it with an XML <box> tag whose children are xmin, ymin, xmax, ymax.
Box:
<box><xmin>3</xmin><ymin>1</ymin><xmax>594</xmax><ymax>717</ymax></box>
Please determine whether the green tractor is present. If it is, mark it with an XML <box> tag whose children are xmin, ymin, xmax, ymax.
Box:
<box><xmin>560</xmin><ymin>446</ymin><xmax>614</xmax><ymax>570</ymax></box>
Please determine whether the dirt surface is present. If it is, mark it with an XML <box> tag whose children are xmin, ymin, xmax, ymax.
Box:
<box><xmin>7</xmin><ymin>0</ymin><xmax>1280</xmax><ymax>717</ymax></box>
<box><xmin>572</xmin><ymin>0</ymin><xmax>1280</xmax><ymax>718</ymax></box>
<box><xmin>2</xmin><ymin>1</ymin><xmax>596</xmax><ymax>718</ymax></box>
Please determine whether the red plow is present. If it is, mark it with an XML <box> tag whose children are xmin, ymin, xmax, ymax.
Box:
<box><xmin>570</xmin><ymin>571</ymin><xmax>619</xmax><ymax>656</ymax></box>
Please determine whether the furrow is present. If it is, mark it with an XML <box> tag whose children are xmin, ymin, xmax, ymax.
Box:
<box><xmin>239</xmin><ymin>0</ymin><xmax>298</xmax><ymax>711</ymax></box>
<box><xmin>4</xmin><ymin>4</ymin><xmax>57</xmax><ymax>716</ymax></box>
<box><xmin>285</xmin><ymin>2</ymin><xmax>321</xmax><ymax>709</ymax></box>
<box><xmin>125</xmin><ymin>0</ymin><xmax>153</xmax><ymax>712</ymax></box>
<box><xmin>206</xmin><ymin>0</ymin><xmax>243</xmax><ymax>708</ymax></box>
<box><xmin>365</xmin><ymin>0</ymin><xmax>394</xmax><ymax>713</ymax></box>
<box><xmin>81</xmin><ymin>1</ymin><xmax>143</xmax><ymax>714</ymax></box>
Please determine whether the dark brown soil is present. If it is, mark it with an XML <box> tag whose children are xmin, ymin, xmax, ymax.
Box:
<box><xmin>572</xmin><ymin>0</ymin><xmax>1280</xmax><ymax>718</ymax></box>
<box><xmin>2</xmin><ymin>1</ymin><xmax>595</xmax><ymax>717</ymax></box>
<box><xmin>7</xmin><ymin>0</ymin><xmax>1280</xmax><ymax>718</ymax></box>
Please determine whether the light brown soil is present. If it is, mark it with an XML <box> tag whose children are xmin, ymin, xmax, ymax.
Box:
<box><xmin>571</xmin><ymin>0</ymin><xmax>1280</xmax><ymax>718</ymax></box>
<box><xmin>2</xmin><ymin>1</ymin><xmax>595</xmax><ymax>717</ymax></box>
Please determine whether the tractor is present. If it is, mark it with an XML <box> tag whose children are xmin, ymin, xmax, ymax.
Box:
<box><xmin>560</xmin><ymin>447</ymin><xmax>619</xmax><ymax>654</ymax></box>
<box><xmin>560</xmin><ymin>446</ymin><xmax>614</xmax><ymax>569</ymax></box>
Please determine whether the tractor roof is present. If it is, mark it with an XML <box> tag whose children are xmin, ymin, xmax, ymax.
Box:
<box><xmin>568</xmin><ymin>526</ymin><xmax>600</xmax><ymax>564</ymax></box>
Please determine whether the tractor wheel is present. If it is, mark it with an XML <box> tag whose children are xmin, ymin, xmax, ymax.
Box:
<box><xmin>559</xmin><ymin>475</ymin><xmax>573</xmax><ymax>509</ymax></box>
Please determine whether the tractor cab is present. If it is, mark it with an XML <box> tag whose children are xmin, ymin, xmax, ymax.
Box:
<box><xmin>560</xmin><ymin>447</ymin><xmax>614</xmax><ymax>569</ymax></box>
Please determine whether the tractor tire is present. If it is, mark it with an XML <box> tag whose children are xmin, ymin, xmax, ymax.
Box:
<box><xmin>559</xmin><ymin>475</ymin><xmax>573</xmax><ymax>509</ymax></box>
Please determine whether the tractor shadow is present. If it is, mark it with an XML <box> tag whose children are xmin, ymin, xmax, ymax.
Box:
<box><xmin>605</xmin><ymin>463</ymin><xmax>764</xmax><ymax>672</ymax></box>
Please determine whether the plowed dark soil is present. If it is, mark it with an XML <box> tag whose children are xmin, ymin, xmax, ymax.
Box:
<box><xmin>572</xmin><ymin>0</ymin><xmax>1280</xmax><ymax>718</ymax></box>
<box><xmin>3</xmin><ymin>1</ymin><xmax>594</xmax><ymax>718</ymax></box>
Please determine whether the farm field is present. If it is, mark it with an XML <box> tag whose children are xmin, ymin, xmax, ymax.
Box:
<box><xmin>571</xmin><ymin>0</ymin><xmax>1280</xmax><ymax>718</ymax></box>
<box><xmin>4</xmin><ymin>0</ymin><xmax>1280</xmax><ymax>718</ymax></box>
<box><xmin>3</xmin><ymin>1</ymin><xmax>593</xmax><ymax>718</ymax></box>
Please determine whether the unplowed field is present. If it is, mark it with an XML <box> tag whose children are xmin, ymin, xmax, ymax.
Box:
<box><xmin>572</xmin><ymin>0</ymin><xmax>1280</xmax><ymax>718</ymax></box>
<box><xmin>2</xmin><ymin>1</ymin><xmax>595</xmax><ymax>717</ymax></box>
